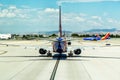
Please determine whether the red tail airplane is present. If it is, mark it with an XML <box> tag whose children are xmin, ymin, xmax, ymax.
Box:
<box><xmin>83</xmin><ymin>32</ymin><xmax>110</xmax><ymax>41</ymax></box>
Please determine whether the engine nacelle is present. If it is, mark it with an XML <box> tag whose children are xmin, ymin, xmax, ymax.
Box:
<box><xmin>68</xmin><ymin>41</ymin><xmax>71</xmax><ymax>45</ymax></box>
<box><xmin>74</xmin><ymin>49</ymin><xmax>81</xmax><ymax>55</ymax></box>
<box><xmin>39</xmin><ymin>48</ymin><xmax>47</xmax><ymax>54</ymax></box>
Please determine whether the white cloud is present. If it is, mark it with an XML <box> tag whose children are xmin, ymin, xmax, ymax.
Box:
<box><xmin>57</xmin><ymin>0</ymin><xmax>120</xmax><ymax>5</ymax></box>
<box><xmin>0</xmin><ymin>4</ymin><xmax>120</xmax><ymax>32</ymax></box>
<box><xmin>91</xmin><ymin>16</ymin><xmax>102</xmax><ymax>21</ymax></box>
<box><xmin>2</xmin><ymin>9</ymin><xmax>8</xmax><ymax>13</ymax></box>
<box><xmin>107</xmin><ymin>18</ymin><xmax>114</xmax><ymax>23</ymax></box>
<box><xmin>107</xmin><ymin>18</ymin><xmax>119</xmax><ymax>24</ymax></box>
<box><xmin>103</xmin><ymin>12</ymin><xmax>108</xmax><ymax>16</ymax></box>
<box><xmin>8</xmin><ymin>5</ymin><xmax>17</xmax><ymax>9</ymax></box>
<box><xmin>0</xmin><ymin>3</ymin><xmax>3</xmax><ymax>6</ymax></box>
<box><xmin>0</xmin><ymin>9</ymin><xmax>15</xmax><ymax>17</ymax></box>
<box><xmin>79</xmin><ymin>13</ymin><xmax>87</xmax><ymax>17</ymax></box>
<box><xmin>7</xmin><ymin>13</ymin><xmax>16</xmax><ymax>17</ymax></box>
<box><xmin>87</xmin><ymin>20</ymin><xmax>103</xmax><ymax>26</ymax></box>
<box><xmin>18</xmin><ymin>14</ymin><xmax>28</xmax><ymax>18</ymax></box>
<box><xmin>75</xmin><ymin>16</ymin><xmax>86</xmax><ymax>22</ymax></box>
<box><xmin>21</xmin><ymin>5</ymin><xmax>31</xmax><ymax>9</ymax></box>
<box><xmin>0</xmin><ymin>10</ymin><xmax>17</xmax><ymax>18</ymax></box>
<box><xmin>0</xmin><ymin>5</ymin><xmax>32</xmax><ymax>18</ymax></box>
<box><xmin>0</xmin><ymin>5</ymin><xmax>60</xmax><ymax>25</ymax></box>
<box><xmin>44</xmin><ymin>8</ymin><xmax>59</xmax><ymax>13</ymax></box>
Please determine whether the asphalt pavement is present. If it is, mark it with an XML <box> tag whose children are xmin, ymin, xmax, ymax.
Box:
<box><xmin>0</xmin><ymin>40</ymin><xmax>120</xmax><ymax>80</ymax></box>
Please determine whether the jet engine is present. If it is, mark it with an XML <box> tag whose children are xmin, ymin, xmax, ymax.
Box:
<box><xmin>39</xmin><ymin>48</ymin><xmax>47</xmax><ymax>54</ymax></box>
<box><xmin>74</xmin><ymin>49</ymin><xmax>81</xmax><ymax>55</ymax></box>
<box><xmin>68</xmin><ymin>41</ymin><xmax>71</xmax><ymax>45</ymax></box>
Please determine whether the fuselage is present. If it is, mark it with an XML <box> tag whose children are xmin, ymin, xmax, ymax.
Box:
<box><xmin>83</xmin><ymin>37</ymin><xmax>101</xmax><ymax>41</ymax></box>
<box><xmin>52</xmin><ymin>6</ymin><xmax>68</xmax><ymax>54</ymax></box>
<box><xmin>53</xmin><ymin>37</ymin><xmax>67</xmax><ymax>53</ymax></box>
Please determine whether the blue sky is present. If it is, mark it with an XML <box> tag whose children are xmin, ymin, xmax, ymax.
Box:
<box><xmin>0</xmin><ymin>0</ymin><xmax>120</xmax><ymax>33</ymax></box>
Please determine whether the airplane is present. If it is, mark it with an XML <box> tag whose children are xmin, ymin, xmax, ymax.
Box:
<box><xmin>38</xmin><ymin>6</ymin><xmax>81</xmax><ymax>57</ymax></box>
<box><xmin>83</xmin><ymin>32</ymin><xmax>110</xmax><ymax>41</ymax></box>
<box><xmin>0</xmin><ymin>34</ymin><xmax>11</xmax><ymax>40</ymax></box>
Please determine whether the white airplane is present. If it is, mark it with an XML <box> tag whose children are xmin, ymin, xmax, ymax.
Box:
<box><xmin>0</xmin><ymin>34</ymin><xmax>11</xmax><ymax>40</ymax></box>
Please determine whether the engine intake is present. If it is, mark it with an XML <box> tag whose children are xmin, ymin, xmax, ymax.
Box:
<box><xmin>74</xmin><ymin>49</ymin><xmax>81</xmax><ymax>55</ymax></box>
<box><xmin>39</xmin><ymin>48</ymin><xmax>47</xmax><ymax>54</ymax></box>
<box><xmin>68</xmin><ymin>42</ymin><xmax>71</xmax><ymax>45</ymax></box>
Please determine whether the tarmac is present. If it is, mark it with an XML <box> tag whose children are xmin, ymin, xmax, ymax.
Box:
<box><xmin>0</xmin><ymin>39</ymin><xmax>120</xmax><ymax>80</ymax></box>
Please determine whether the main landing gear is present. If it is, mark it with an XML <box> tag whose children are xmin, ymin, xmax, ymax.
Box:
<box><xmin>47</xmin><ymin>50</ymin><xmax>52</xmax><ymax>57</ymax></box>
<box><xmin>68</xmin><ymin>48</ymin><xmax>82</xmax><ymax>57</ymax></box>
<box><xmin>68</xmin><ymin>51</ymin><xmax>73</xmax><ymax>57</ymax></box>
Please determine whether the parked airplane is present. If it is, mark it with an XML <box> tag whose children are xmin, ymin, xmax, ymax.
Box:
<box><xmin>39</xmin><ymin>6</ymin><xmax>81</xmax><ymax>57</ymax></box>
<box><xmin>83</xmin><ymin>32</ymin><xmax>110</xmax><ymax>41</ymax></box>
<box><xmin>0</xmin><ymin>34</ymin><xmax>11</xmax><ymax>40</ymax></box>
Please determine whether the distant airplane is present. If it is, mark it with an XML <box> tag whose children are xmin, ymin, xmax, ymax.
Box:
<box><xmin>39</xmin><ymin>6</ymin><xmax>81</xmax><ymax>57</ymax></box>
<box><xmin>83</xmin><ymin>32</ymin><xmax>110</xmax><ymax>41</ymax></box>
<box><xmin>0</xmin><ymin>34</ymin><xmax>11</xmax><ymax>40</ymax></box>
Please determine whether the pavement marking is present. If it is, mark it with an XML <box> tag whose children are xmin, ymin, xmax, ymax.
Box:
<box><xmin>50</xmin><ymin>56</ymin><xmax>61</xmax><ymax>80</ymax></box>
<box><xmin>9</xmin><ymin>61</ymin><xmax>34</xmax><ymax>80</ymax></box>
<box><xmin>82</xmin><ymin>62</ymin><xmax>93</xmax><ymax>80</ymax></box>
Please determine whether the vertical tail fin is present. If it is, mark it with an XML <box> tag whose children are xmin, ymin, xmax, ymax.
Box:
<box><xmin>101</xmin><ymin>32</ymin><xmax>110</xmax><ymax>40</ymax></box>
<box><xmin>59</xmin><ymin>6</ymin><xmax>62</xmax><ymax>37</ymax></box>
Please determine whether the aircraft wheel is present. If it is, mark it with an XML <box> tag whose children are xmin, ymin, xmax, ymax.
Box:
<box><xmin>68</xmin><ymin>42</ymin><xmax>71</xmax><ymax>45</ymax></box>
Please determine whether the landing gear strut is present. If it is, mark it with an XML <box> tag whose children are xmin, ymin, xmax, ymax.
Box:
<box><xmin>68</xmin><ymin>51</ymin><xmax>73</xmax><ymax>57</ymax></box>
<box><xmin>47</xmin><ymin>51</ymin><xmax>52</xmax><ymax>57</ymax></box>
